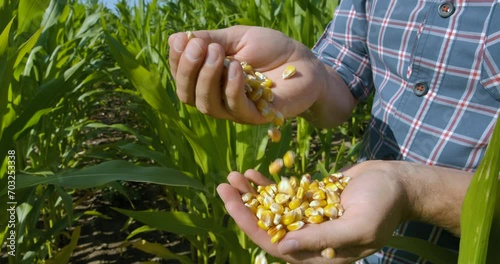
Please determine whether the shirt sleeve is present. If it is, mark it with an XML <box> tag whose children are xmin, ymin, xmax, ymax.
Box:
<box><xmin>312</xmin><ymin>0</ymin><xmax>373</xmax><ymax>101</ymax></box>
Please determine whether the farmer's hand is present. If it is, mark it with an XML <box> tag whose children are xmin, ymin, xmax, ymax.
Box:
<box><xmin>168</xmin><ymin>26</ymin><xmax>355</xmax><ymax>127</ymax></box>
<box><xmin>216</xmin><ymin>161</ymin><xmax>411</xmax><ymax>263</ymax></box>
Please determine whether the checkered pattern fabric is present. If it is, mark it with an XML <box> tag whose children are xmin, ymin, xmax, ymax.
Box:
<box><xmin>312</xmin><ymin>0</ymin><xmax>500</xmax><ymax>263</ymax></box>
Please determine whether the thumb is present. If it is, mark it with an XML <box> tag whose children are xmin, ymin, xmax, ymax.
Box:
<box><xmin>277</xmin><ymin>217</ymin><xmax>360</xmax><ymax>255</ymax></box>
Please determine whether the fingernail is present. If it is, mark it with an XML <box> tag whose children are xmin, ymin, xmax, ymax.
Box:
<box><xmin>173</xmin><ymin>36</ymin><xmax>185</xmax><ymax>52</ymax></box>
<box><xmin>228</xmin><ymin>61</ymin><xmax>238</xmax><ymax>80</ymax></box>
<box><xmin>278</xmin><ymin>240</ymin><xmax>299</xmax><ymax>255</ymax></box>
<box><xmin>186</xmin><ymin>41</ymin><xmax>203</xmax><ymax>61</ymax></box>
<box><xmin>206</xmin><ymin>45</ymin><xmax>219</xmax><ymax>65</ymax></box>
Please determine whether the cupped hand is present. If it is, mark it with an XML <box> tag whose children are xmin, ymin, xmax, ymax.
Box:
<box><xmin>168</xmin><ymin>26</ymin><xmax>327</xmax><ymax>124</ymax></box>
<box><xmin>216</xmin><ymin>161</ymin><xmax>411</xmax><ymax>264</ymax></box>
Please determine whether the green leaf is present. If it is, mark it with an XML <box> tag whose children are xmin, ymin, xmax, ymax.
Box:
<box><xmin>17</xmin><ymin>0</ymin><xmax>49</xmax><ymax>34</ymax></box>
<box><xmin>386</xmin><ymin>236</ymin><xmax>458</xmax><ymax>264</ymax></box>
<box><xmin>0</xmin><ymin>160</ymin><xmax>206</xmax><ymax>194</ymax></box>
<box><xmin>45</xmin><ymin>226</ymin><xmax>81</xmax><ymax>264</ymax></box>
<box><xmin>124</xmin><ymin>239</ymin><xmax>193</xmax><ymax>264</ymax></box>
<box><xmin>459</xmin><ymin>120</ymin><xmax>500</xmax><ymax>263</ymax></box>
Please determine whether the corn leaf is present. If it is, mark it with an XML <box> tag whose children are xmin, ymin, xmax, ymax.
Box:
<box><xmin>45</xmin><ymin>226</ymin><xmax>81</xmax><ymax>264</ymax></box>
<box><xmin>17</xmin><ymin>0</ymin><xmax>49</xmax><ymax>34</ymax></box>
<box><xmin>386</xmin><ymin>236</ymin><xmax>458</xmax><ymax>264</ymax></box>
<box><xmin>124</xmin><ymin>239</ymin><xmax>193</xmax><ymax>264</ymax></box>
<box><xmin>0</xmin><ymin>160</ymin><xmax>206</xmax><ymax>194</ymax></box>
<box><xmin>459</xmin><ymin>119</ymin><xmax>500</xmax><ymax>263</ymax></box>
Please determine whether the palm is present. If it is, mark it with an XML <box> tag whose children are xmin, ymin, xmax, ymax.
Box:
<box><xmin>217</xmin><ymin>166</ymin><xmax>406</xmax><ymax>263</ymax></box>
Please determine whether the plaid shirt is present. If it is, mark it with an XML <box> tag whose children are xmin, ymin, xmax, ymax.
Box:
<box><xmin>313</xmin><ymin>0</ymin><xmax>500</xmax><ymax>263</ymax></box>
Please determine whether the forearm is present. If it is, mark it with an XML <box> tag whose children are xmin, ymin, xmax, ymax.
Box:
<box><xmin>299</xmin><ymin>63</ymin><xmax>357</xmax><ymax>128</ymax></box>
<box><xmin>395</xmin><ymin>161</ymin><xmax>473</xmax><ymax>236</ymax></box>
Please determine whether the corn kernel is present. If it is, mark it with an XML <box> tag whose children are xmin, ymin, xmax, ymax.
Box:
<box><xmin>270</xmin><ymin>229</ymin><xmax>286</xmax><ymax>244</ymax></box>
<box><xmin>282</xmin><ymin>210</ymin><xmax>297</xmax><ymax>226</ymax></box>
<box><xmin>249</xmin><ymin>87</ymin><xmax>263</xmax><ymax>102</ymax></box>
<box><xmin>288</xmin><ymin>198</ymin><xmax>302</xmax><ymax>210</ymax></box>
<box><xmin>312</xmin><ymin>189</ymin><xmax>326</xmax><ymax>200</ymax></box>
<box><xmin>296</xmin><ymin>186</ymin><xmax>305</xmax><ymax>199</ymax></box>
<box><xmin>309</xmin><ymin>199</ymin><xmax>327</xmax><ymax>208</ymax></box>
<box><xmin>307</xmin><ymin>215</ymin><xmax>324</xmax><ymax>224</ymax></box>
<box><xmin>256</xmin><ymin>98</ymin><xmax>268</xmax><ymax>112</ymax></box>
<box><xmin>255</xmin><ymin>251</ymin><xmax>268</xmax><ymax>264</ymax></box>
<box><xmin>323</xmin><ymin>204</ymin><xmax>339</xmax><ymax>218</ymax></box>
<box><xmin>262</xmin><ymin>78</ymin><xmax>273</xmax><ymax>88</ymax></box>
<box><xmin>241</xmin><ymin>193</ymin><xmax>254</xmax><ymax>203</ymax></box>
<box><xmin>289</xmin><ymin>176</ymin><xmax>298</xmax><ymax>189</ymax></box>
<box><xmin>321</xmin><ymin>247</ymin><xmax>335</xmax><ymax>259</ymax></box>
<box><xmin>269</xmin><ymin>158</ymin><xmax>283</xmax><ymax>175</ymax></box>
<box><xmin>326</xmin><ymin>189</ymin><xmax>340</xmax><ymax>205</ymax></box>
<box><xmin>273</xmin><ymin>213</ymin><xmax>282</xmax><ymax>225</ymax></box>
<box><xmin>274</xmin><ymin>193</ymin><xmax>291</xmax><ymax>204</ymax></box>
<box><xmin>287</xmin><ymin>221</ymin><xmax>305</xmax><ymax>231</ymax></box>
<box><xmin>304</xmin><ymin>207</ymin><xmax>316</xmax><ymax>217</ymax></box>
<box><xmin>270</xmin><ymin>203</ymin><xmax>284</xmax><ymax>215</ymax></box>
<box><xmin>300</xmin><ymin>174</ymin><xmax>311</xmax><ymax>189</ymax></box>
<box><xmin>282</xmin><ymin>65</ymin><xmax>296</xmax><ymax>79</ymax></box>
<box><xmin>245</xmin><ymin>203</ymin><xmax>258</xmax><ymax>214</ymax></box>
<box><xmin>267</xmin><ymin>127</ymin><xmax>281</xmax><ymax>143</ymax></box>
<box><xmin>267</xmin><ymin>224</ymin><xmax>283</xmax><ymax>237</ymax></box>
<box><xmin>262</xmin><ymin>87</ymin><xmax>274</xmax><ymax>102</ymax></box>
<box><xmin>283</xmin><ymin>150</ymin><xmax>295</xmax><ymax>169</ymax></box>
<box><xmin>257</xmin><ymin>219</ymin><xmax>270</xmax><ymax>230</ymax></box>
<box><xmin>241</xmin><ymin>61</ymin><xmax>253</xmax><ymax>74</ymax></box>
<box><xmin>186</xmin><ymin>31</ymin><xmax>195</xmax><ymax>40</ymax></box>
<box><xmin>255</xmin><ymin>71</ymin><xmax>266</xmax><ymax>82</ymax></box>
<box><xmin>273</xmin><ymin>111</ymin><xmax>284</xmax><ymax>126</ymax></box>
<box><xmin>278</xmin><ymin>177</ymin><xmax>295</xmax><ymax>196</ymax></box>
<box><xmin>260</xmin><ymin>210</ymin><xmax>275</xmax><ymax>228</ymax></box>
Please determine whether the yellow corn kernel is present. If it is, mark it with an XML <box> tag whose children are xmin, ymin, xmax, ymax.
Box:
<box><xmin>296</xmin><ymin>186</ymin><xmax>305</xmax><ymax>200</ymax></box>
<box><xmin>265</xmin><ymin>185</ymin><xmax>276</xmax><ymax>197</ymax></box>
<box><xmin>262</xmin><ymin>87</ymin><xmax>274</xmax><ymax>102</ymax></box>
<box><xmin>245</xmin><ymin>203</ymin><xmax>258</xmax><ymax>214</ymax></box>
<box><xmin>321</xmin><ymin>247</ymin><xmax>335</xmax><ymax>259</ymax></box>
<box><xmin>299</xmin><ymin>201</ymin><xmax>309</xmax><ymax>211</ymax></box>
<box><xmin>248</xmin><ymin>78</ymin><xmax>262</xmax><ymax>90</ymax></box>
<box><xmin>241</xmin><ymin>193</ymin><xmax>254</xmax><ymax>203</ymax></box>
<box><xmin>255</xmin><ymin>71</ymin><xmax>266</xmax><ymax>81</ymax></box>
<box><xmin>267</xmin><ymin>224</ymin><xmax>284</xmax><ymax>237</ymax></box>
<box><xmin>307</xmin><ymin>215</ymin><xmax>324</xmax><ymax>224</ymax></box>
<box><xmin>312</xmin><ymin>189</ymin><xmax>326</xmax><ymax>200</ymax></box>
<box><xmin>261</xmin><ymin>78</ymin><xmax>273</xmax><ymax>88</ymax></box>
<box><xmin>256</xmin><ymin>194</ymin><xmax>264</xmax><ymax>205</ymax></box>
<box><xmin>326</xmin><ymin>189</ymin><xmax>340</xmax><ymax>205</ymax></box>
<box><xmin>241</xmin><ymin>61</ymin><xmax>253</xmax><ymax>74</ymax></box>
<box><xmin>309</xmin><ymin>180</ymin><xmax>319</xmax><ymax>191</ymax></box>
<box><xmin>289</xmin><ymin>176</ymin><xmax>298</xmax><ymax>189</ymax></box>
<box><xmin>263</xmin><ymin>195</ymin><xmax>274</xmax><ymax>208</ymax></box>
<box><xmin>300</xmin><ymin>174</ymin><xmax>311</xmax><ymax>189</ymax></box>
<box><xmin>256</xmin><ymin>98</ymin><xmax>268</xmax><ymax>113</ymax></box>
<box><xmin>334</xmin><ymin>203</ymin><xmax>345</xmax><ymax>217</ymax></box>
<box><xmin>273</xmin><ymin>213</ymin><xmax>282</xmax><ymax>225</ymax></box>
<box><xmin>270</xmin><ymin>229</ymin><xmax>286</xmax><ymax>244</ymax></box>
<box><xmin>245</xmin><ymin>83</ymin><xmax>253</xmax><ymax>93</ymax></box>
<box><xmin>254</xmin><ymin>251</ymin><xmax>268</xmax><ymax>264</ymax></box>
<box><xmin>257</xmin><ymin>185</ymin><xmax>265</xmax><ymax>193</ymax></box>
<box><xmin>283</xmin><ymin>150</ymin><xmax>295</xmax><ymax>169</ymax></box>
<box><xmin>288</xmin><ymin>198</ymin><xmax>302</xmax><ymax>210</ymax></box>
<box><xmin>274</xmin><ymin>193</ymin><xmax>291</xmax><ymax>204</ymax></box>
<box><xmin>330</xmin><ymin>172</ymin><xmax>343</xmax><ymax>179</ymax></box>
<box><xmin>278</xmin><ymin>177</ymin><xmax>295</xmax><ymax>196</ymax></box>
<box><xmin>257</xmin><ymin>219</ymin><xmax>270</xmax><ymax>230</ymax></box>
<box><xmin>282</xmin><ymin>65</ymin><xmax>296</xmax><ymax>79</ymax></box>
<box><xmin>249</xmin><ymin>87</ymin><xmax>263</xmax><ymax>102</ymax></box>
<box><xmin>309</xmin><ymin>199</ymin><xmax>327</xmax><ymax>208</ymax></box>
<box><xmin>256</xmin><ymin>206</ymin><xmax>266</xmax><ymax>219</ymax></box>
<box><xmin>273</xmin><ymin>111</ymin><xmax>284</xmax><ymax>126</ymax></box>
<box><xmin>260</xmin><ymin>210</ymin><xmax>275</xmax><ymax>228</ymax></box>
<box><xmin>267</xmin><ymin>127</ymin><xmax>281</xmax><ymax>143</ymax></box>
<box><xmin>325</xmin><ymin>182</ymin><xmax>339</xmax><ymax>194</ymax></box>
<box><xmin>341</xmin><ymin>176</ymin><xmax>352</xmax><ymax>186</ymax></box>
<box><xmin>287</xmin><ymin>220</ymin><xmax>305</xmax><ymax>231</ymax></box>
<box><xmin>335</xmin><ymin>181</ymin><xmax>345</xmax><ymax>191</ymax></box>
<box><xmin>270</xmin><ymin>203</ymin><xmax>284</xmax><ymax>215</ymax></box>
<box><xmin>304</xmin><ymin>207</ymin><xmax>316</xmax><ymax>217</ymax></box>
<box><xmin>186</xmin><ymin>31</ymin><xmax>195</xmax><ymax>40</ymax></box>
<box><xmin>269</xmin><ymin>158</ymin><xmax>284</xmax><ymax>175</ymax></box>
<box><xmin>281</xmin><ymin>210</ymin><xmax>297</xmax><ymax>226</ymax></box>
<box><xmin>323</xmin><ymin>204</ymin><xmax>339</xmax><ymax>218</ymax></box>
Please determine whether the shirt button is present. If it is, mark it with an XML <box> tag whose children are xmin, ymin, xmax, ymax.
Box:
<box><xmin>438</xmin><ymin>2</ymin><xmax>455</xmax><ymax>18</ymax></box>
<box><xmin>413</xmin><ymin>82</ymin><xmax>429</xmax><ymax>97</ymax></box>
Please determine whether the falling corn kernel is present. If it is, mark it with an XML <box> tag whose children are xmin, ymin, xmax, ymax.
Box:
<box><xmin>321</xmin><ymin>247</ymin><xmax>335</xmax><ymax>259</ymax></box>
<box><xmin>254</xmin><ymin>251</ymin><xmax>268</xmax><ymax>264</ymax></box>
<box><xmin>268</xmin><ymin>126</ymin><xmax>281</xmax><ymax>143</ymax></box>
<box><xmin>269</xmin><ymin>158</ymin><xmax>284</xmax><ymax>175</ymax></box>
<box><xmin>273</xmin><ymin>111</ymin><xmax>284</xmax><ymax>126</ymax></box>
<box><xmin>283</xmin><ymin>150</ymin><xmax>296</xmax><ymax>169</ymax></box>
<box><xmin>282</xmin><ymin>65</ymin><xmax>296</xmax><ymax>79</ymax></box>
